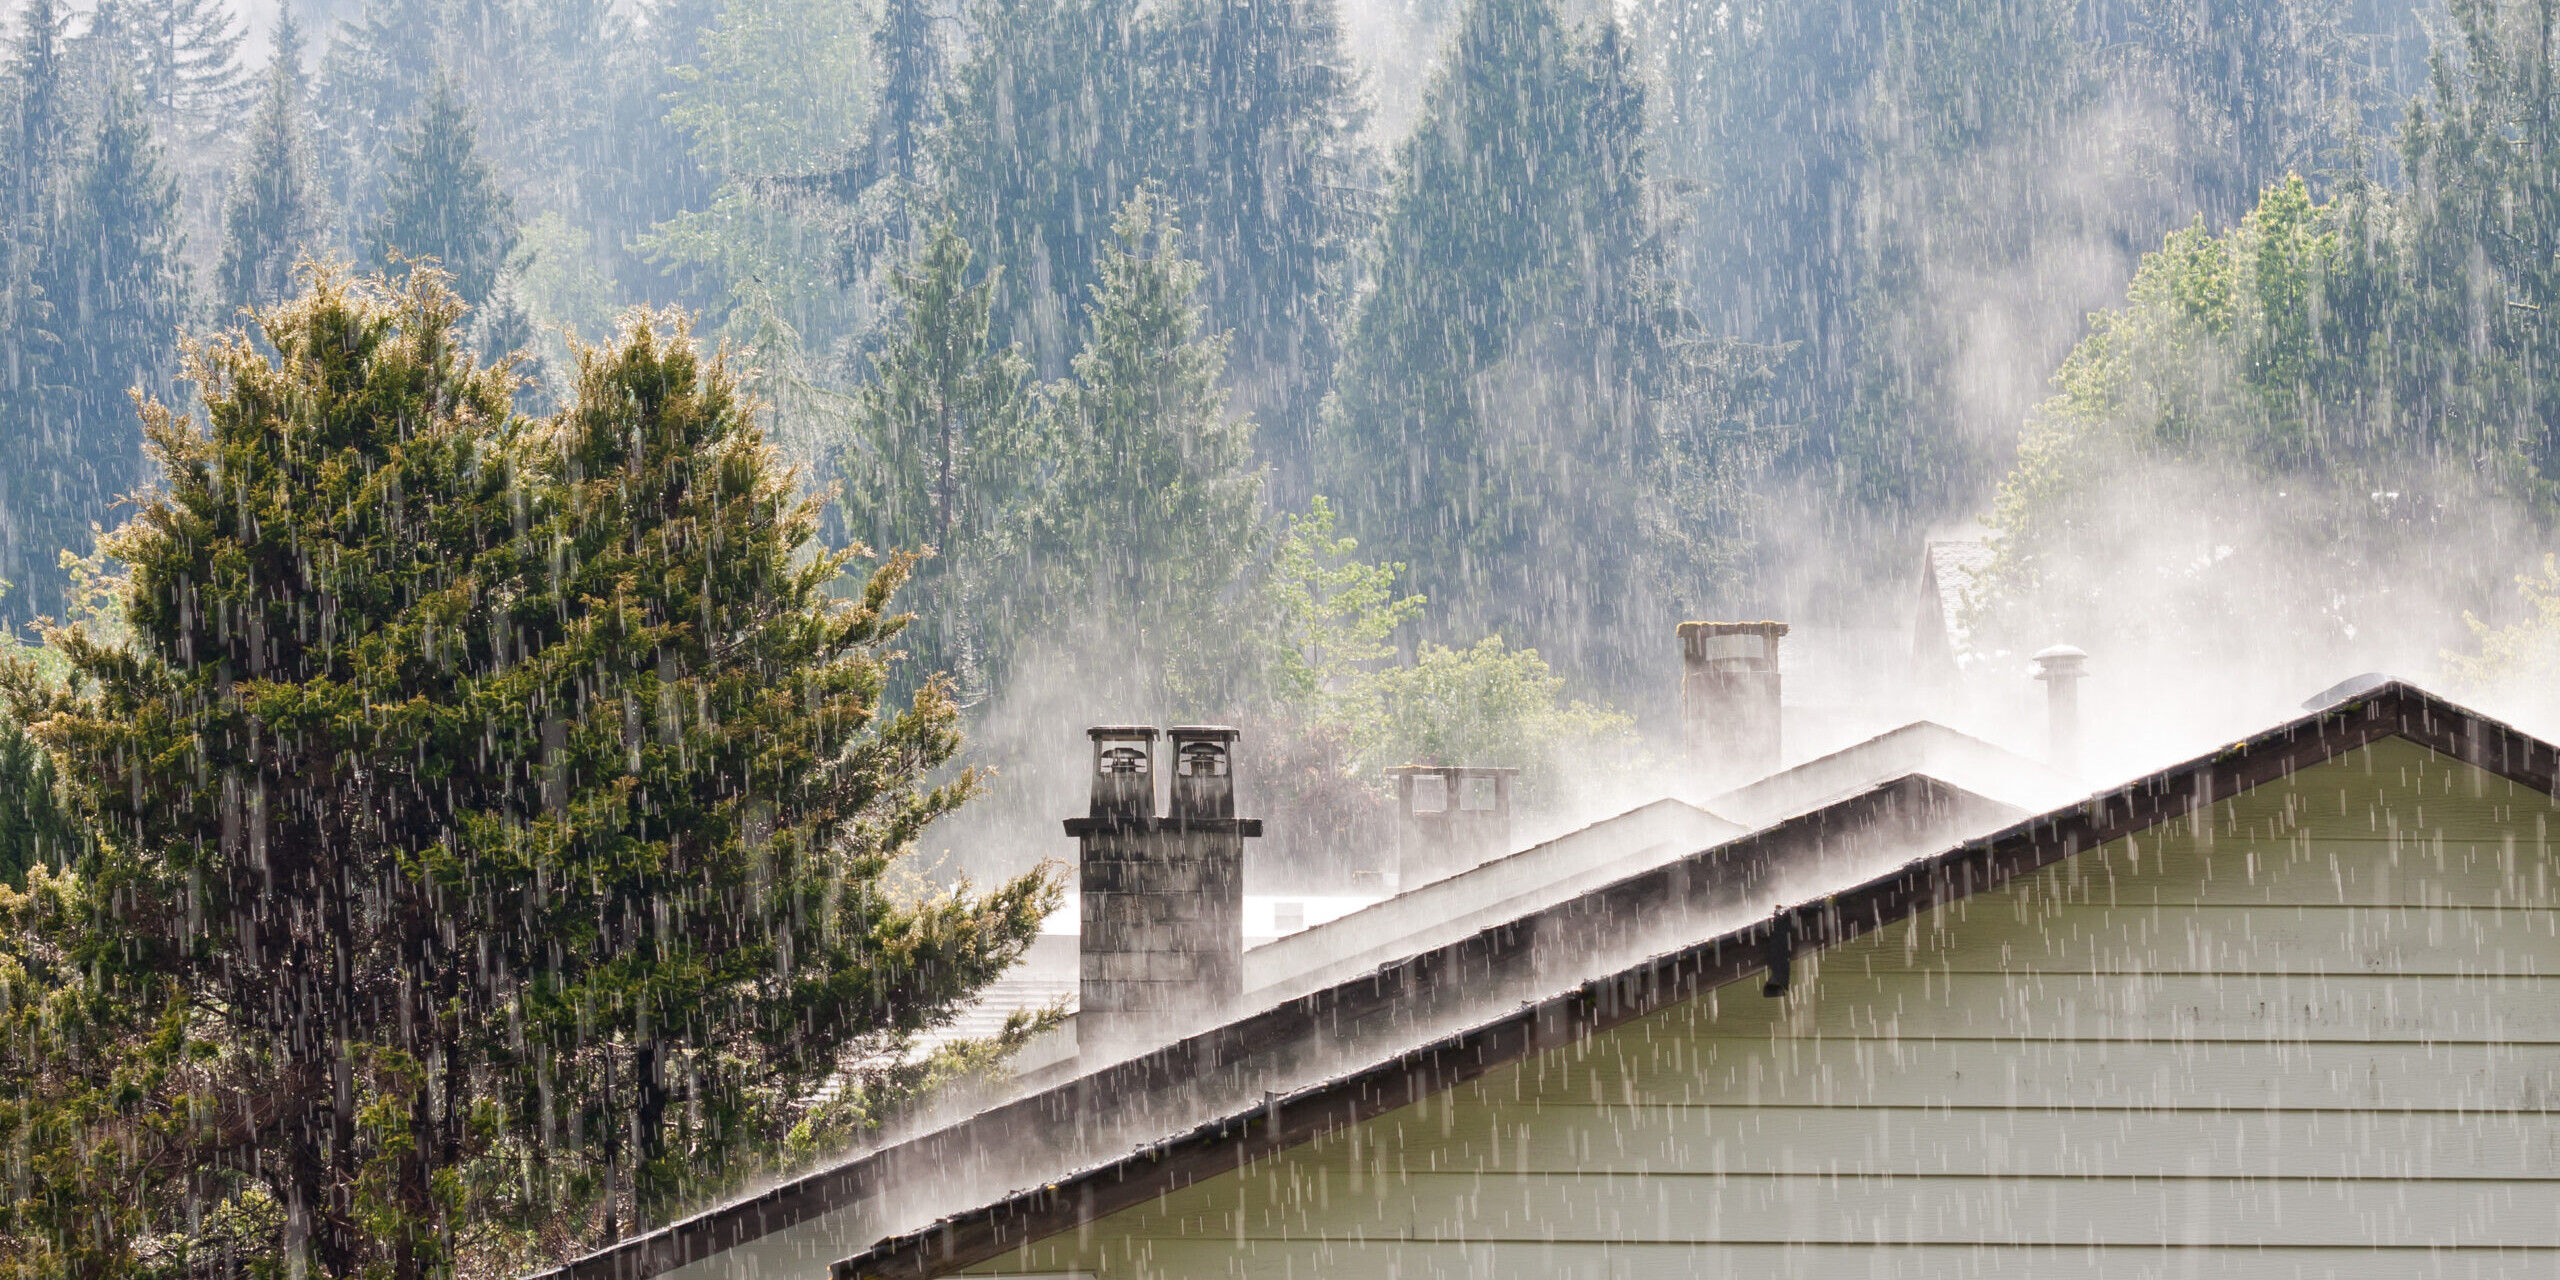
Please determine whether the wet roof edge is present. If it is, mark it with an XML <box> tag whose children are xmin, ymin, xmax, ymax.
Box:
<box><xmin>830</xmin><ymin>681</ymin><xmax>2560</xmax><ymax>1279</ymax></box>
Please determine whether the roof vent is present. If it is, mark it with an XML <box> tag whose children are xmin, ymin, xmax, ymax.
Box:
<box><xmin>2030</xmin><ymin>644</ymin><xmax>2087</xmax><ymax>774</ymax></box>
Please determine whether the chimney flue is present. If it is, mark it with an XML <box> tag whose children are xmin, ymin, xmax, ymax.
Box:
<box><xmin>1386</xmin><ymin>765</ymin><xmax>1517</xmax><ymax>887</ymax></box>
<box><xmin>1680</xmin><ymin>621</ymin><xmax>1788</xmax><ymax>792</ymax></box>
<box><xmin>1066</xmin><ymin>725</ymin><xmax>1260</xmax><ymax>1054</ymax></box>
<box><xmin>1086</xmin><ymin>726</ymin><xmax>1157</xmax><ymax>821</ymax></box>
<box><xmin>2031</xmin><ymin>644</ymin><xmax>2087</xmax><ymax>773</ymax></box>
<box><xmin>1167</xmin><ymin>726</ymin><xmax>1238</xmax><ymax>821</ymax></box>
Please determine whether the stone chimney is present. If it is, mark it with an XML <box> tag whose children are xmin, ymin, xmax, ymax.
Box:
<box><xmin>2031</xmin><ymin>645</ymin><xmax>2087</xmax><ymax>773</ymax></box>
<box><xmin>1386</xmin><ymin>765</ymin><xmax>1516</xmax><ymax>887</ymax></box>
<box><xmin>1681</xmin><ymin>621</ymin><xmax>1788</xmax><ymax>792</ymax></box>
<box><xmin>1065</xmin><ymin>725</ymin><xmax>1260</xmax><ymax>1053</ymax></box>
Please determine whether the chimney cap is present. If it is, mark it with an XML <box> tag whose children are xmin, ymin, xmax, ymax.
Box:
<box><xmin>1384</xmin><ymin>764</ymin><xmax>1521</xmax><ymax>777</ymax></box>
<box><xmin>1678</xmin><ymin>620</ymin><xmax>1791</xmax><ymax>639</ymax></box>
<box><xmin>1087</xmin><ymin>725</ymin><xmax>1159</xmax><ymax>739</ymax></box>
<box><xmin>2032</xmin><ymin>644</ymin><xmax>2088</xmax><ymax>677</ymax></box>
<box><xmin>1167</xmin><ymin>725</ymin><xmax>1241</xmax><ymax>740</ymax></box>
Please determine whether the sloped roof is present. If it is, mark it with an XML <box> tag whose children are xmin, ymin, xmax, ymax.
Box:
<box><xmin>1707</xmin><ymin>719</ymin><xmax>2080</xmax><ymax>825</ymax></box>
<box><xmin>1912</xmin><ymin>539</ymin><xmax>1996</xmax><ymax>678</ymax></box>
<box><xmin>828</xmin><ymin>680</ymin><xmax>2559</xmax><ymax>1279</ymax></box>
<box><xmin>1236</xmin><ymin>797</ymin><xmax>1743</xmax><ymax>1007</ymax></box>
<box><xmin>990</xmin><ymin>723</ymin><xmax>2048</xmax><ymax>1090</ymax></box>
<box><xmin>538</xmin><ymin>774</ymin><xmax>2013</xmax><ymax>1280</ymax></box>
<box><xmin>980</xmin><ymin>798</ymin><xmax>1748</xmax><ymax>1092</ymax></box>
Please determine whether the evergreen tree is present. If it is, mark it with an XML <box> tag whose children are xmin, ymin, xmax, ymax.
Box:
<box><xmin>124</xmin><ymin>0</ymin><xmax>250</xmax><ymax>144</ymax></box>
<box><xmin>0</xmin><ymin>0</ymin><xmax>71</xmax><ymax>404</ymax></box>
<box><xmin>1</xmin><ymin>53</ymin><xmax>183</xmax><ymax>624</ymax></box>
<box><xmin>2130</xmin><ymin>0</ymin><xmax>2356</xmax><ymax>223</ymax></box>
<box><xmin>529</xmin><ymin>0</ymin><xmax>732</xmax><ymax>337</ymax></box>
<box><xmin>0</xmin><ymin>0</ymin><xmax>72</xmax><ymax>389</ymax></box>
<box><xmin>787</xmin><ymin>0</ymin><xmax>943</xmax><ymax>269</ymax></box>
<box><xmin>936</xmin><ymin>0</ymin><xmax>1148</xmax><ymax>372</ymax></box>
<box><xmin>841</xmin><ymin>222</ymin><xmax>1035</xmax><ymax>688</ymax></box>
<box><xmin>312</xmin><ymin>0</ymin><xmax>440</xmax><ymax>249</ymax></box>
<box><xmin>1627</xmin><ymin>0</ymin><xmax>2379</xmax><ymax>594</ymax></box>
<box><xmin>1321</xmin><ymin>0</ymin><xmax>1703</xmax><ymax>684</ymax></box>
<box><xmin>0</xmin><ymin>0</ymin><xmax>73</xmax><ymax>623</ymax></box>
<box><xmin>929</xmin><ymin>0</ymin><xmax>1365</xmax><ymax>462</ymax></box>
<box><xmin>0</xmin><ymin>711</ymin><xmax>76</xmax><ymax>888</ymax></box>
<box><xmin>1015</xmin><ymin>194</ymin><xmax>1263</xmax><ymax>696</ymax></box>
<box><xmin>591</xmin><ymin>0</ymin><xmax>722</xmax><ymax>300</ymax></box>
<box><xmin>861</xmin><ymin>0</ymin><xmax>943</xmax><ymax>193</ymax></box>
<box><xmin>1141</xmin><ymin>0</ymin><xmax>1368</xmax><ymax>498</ymax></box>
<box><xmin>507</xmin><ymin>0</ymin><xmax>633</xmax><ymax>228</ymax></box>
<box><xmin>1828</xmin><ymin>0</ymin><xmax>2088</xmax><ymax>525</ymax></box>
<box><xmin>370</xmin><ymin>77</ymin><xmax>517</xmax><ymax>308</ymax></box>
<box><xmin>1631</xmin><ymin>0</ymin><xmax>1880</xmax><ymax>429</ymax></box>
<box><xmin>45</xmin><ymin>72</ymin><xmax>185</xmax><ymax>487</ymax></box>
<box><xmin>1</xmin><ymin>0</ymin><xmax>70</xmax><ymax>202</ymax></box>
<box><xmin>0</xmin><ymin>265</ymin><xmax>1055</xmax><ymax>1275</ymax></box>
<box><xmin>2392</xmin><ymin>0</ymin><xmax>2560</xmax><ymax>488</ymax></box>
<box><xmin>215</xmin><ymin>10</ymin><xmax>316</xmax><ymax>313</ymax></box>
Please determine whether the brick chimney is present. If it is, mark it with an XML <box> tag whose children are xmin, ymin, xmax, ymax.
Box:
<box><xmin>1680</xmin><ymin>621</ymin><xmax>1788</xmax><ymax>792</ymax></box>
<box><xmin>1065</xmin><ymin>725</ymin><xmax>1260</xmax><ymax>1052</ymax></box>
<box><xmin>1386</xmin><ymin>765</ymin><xmax>1516</xmax><ymax>887</ymax></box>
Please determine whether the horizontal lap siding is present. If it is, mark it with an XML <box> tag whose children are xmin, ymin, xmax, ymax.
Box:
<box><xmin>961</xmin><ymin>1240</ymin><xmax>2560</xmax><ymax>1279</ymax></box>
<box><xmin>1075</xmin><ymin>1172</ymin><xmax>2560</xmax><ymax>1245</ymax></box>
<box><xmin>965</xmin><ymin>739</ymin><xmax>2560</xmax><ymax>1278</ymax></box>
<box><xmin>1361</xmin><ymin>1107</ymin><xmax>2560</xmax><ymax>1177</ymax></box>
<box><xmin>1497</xmin><ymin>1039</ymin><xmax>2560</xmax><ymax>1109</ymax></box>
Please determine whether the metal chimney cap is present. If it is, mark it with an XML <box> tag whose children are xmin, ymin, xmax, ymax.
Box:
<box><xmin>1167</xmin><ymin>725</ymin><xmax>1241</xmax><ymax>741</ymax></box>
<box><xmin>1677</xmin><ymin>620</ymin><xmax>1791</xmax><ymax>638</ymax></box>
<box><xmin>1087</xmin><ymin>725</ymin><xmax>1159</xmax><ymax>739</ymax></box>
<box><xmin>2032</xmin><ymin>644</ymin><xmax>2089</xmax><ymax>677</ymax></box>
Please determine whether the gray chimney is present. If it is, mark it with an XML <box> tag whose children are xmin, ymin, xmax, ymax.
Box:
<box><xmin>2031</xmin><ymin>644</ymin><xmax>2087</xmax><ymax>773</ymax></box>
<box><xmin>1387</xmin><ymin>765</ymin><xmax>1516</xmax><ymax>887</ymax></box>
<box><xmin>1066</xmin><ymin>725</ymin><xmax>1260</xmax><ymax>1053</ymax></box>
<box><xmin>1681</xmin><ymin>621</ymin><xmax>1788</xmax><ymax>791</ymax></box>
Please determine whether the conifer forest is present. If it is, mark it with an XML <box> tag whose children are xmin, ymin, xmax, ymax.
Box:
<box><xmin>3</xmin><ymin>0</ymin><xmax>2560</xmax><ymax>1273</ymax></box>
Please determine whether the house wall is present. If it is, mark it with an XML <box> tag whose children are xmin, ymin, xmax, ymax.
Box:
<box><xmin>958</xmin><ymin>736</ymin><xmax>2560</xmax><ymax>1278</ymax></box>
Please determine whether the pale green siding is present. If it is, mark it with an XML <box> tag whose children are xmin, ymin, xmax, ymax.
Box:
<box><xmin>962</xmin><ymin>737</ymin><xmax>2560</xmax><ymax>1277</ymax></box>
